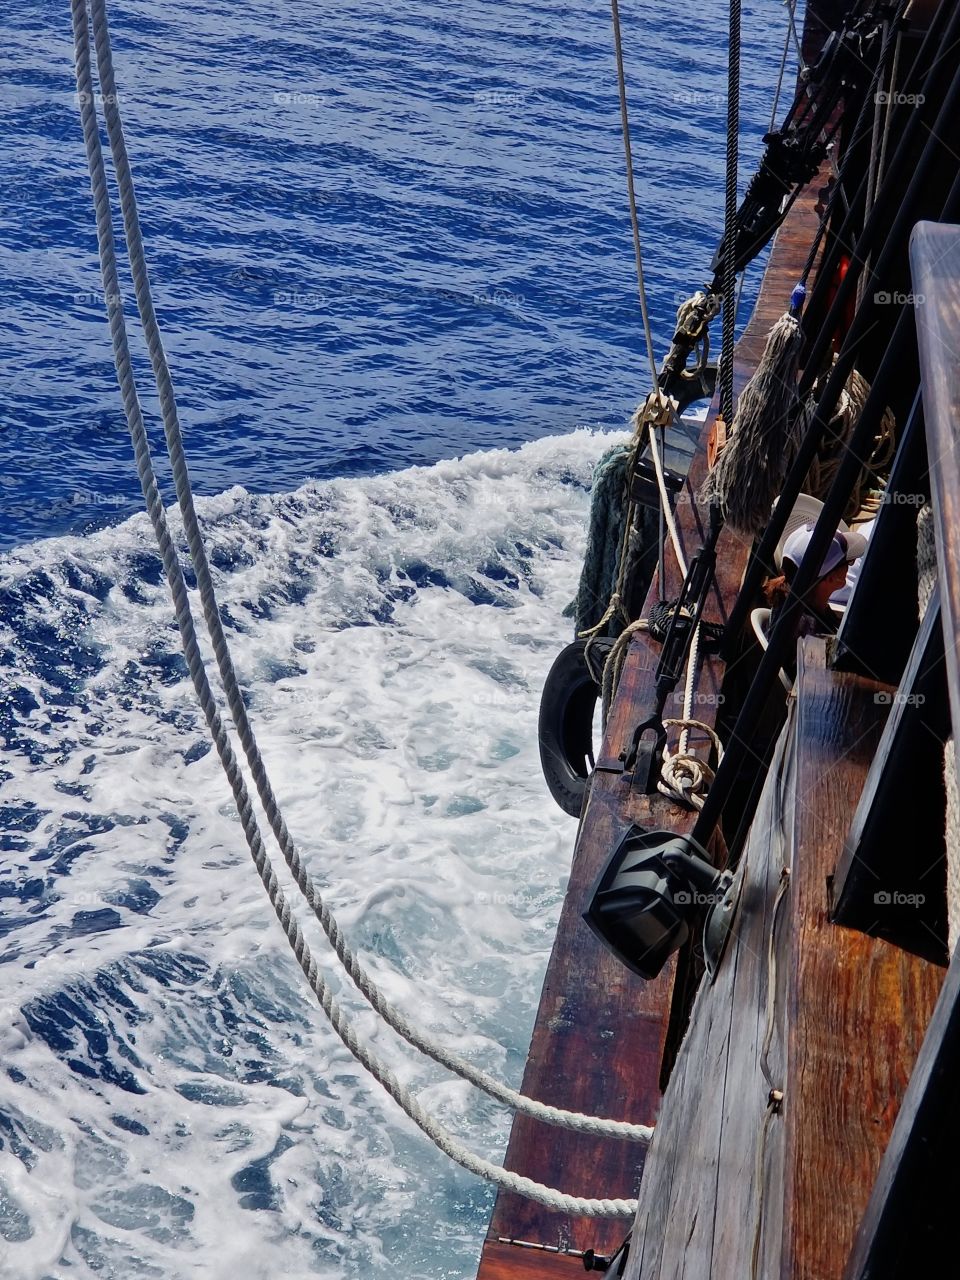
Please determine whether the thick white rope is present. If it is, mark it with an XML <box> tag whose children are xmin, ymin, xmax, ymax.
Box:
<box><xmin>657</xmin><ymin>717</ymin><xmax>723</xmax><ymax>811</ymax></box>
<box><xmin>609</xmin><ymin>0</ymin><xmax>659</xmax><ymax>387</ymax></box>
<box><xmin>83</xmin><ymin>0</ymin><xmax>651</xmax><ymax>1153</ymax></box>
<box><xmin>646</xmin><ymin>423</ymin><xmax>687</xmax><ymax>581</ymax></box>
<box><xmin>644</xmin><ymin>424</ymin><xmax>720</xmax><ymax>809</ymax></box>
<box><xmin>72</xmin><ymin>0</ymin><xmax>646</xmax><ymax>1214</ymax></box>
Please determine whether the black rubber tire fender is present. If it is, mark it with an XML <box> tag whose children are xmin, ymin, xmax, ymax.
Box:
<box><xmin>538</xmin><ymin>637</ymin><xmax>614</xmax><ymax>818</ymax></box>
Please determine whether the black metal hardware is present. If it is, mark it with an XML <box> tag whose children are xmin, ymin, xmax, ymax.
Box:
<box><xmin>630</xmin><ymin>456</ymin><xmax>685</xmax><ymax>510</ymax></box>
<box><xmin>583</xmin><ymin>827</ymin><xmax>726</xmax><ymax>980</ymax></box>
<box><xmin>625</xmin><ymin>713</ymin><xmax>668</xmax><ymax>795</ymax></box>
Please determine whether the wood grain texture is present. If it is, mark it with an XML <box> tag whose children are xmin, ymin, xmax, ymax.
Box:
<box><xmin>622</xmin><ymin>700</ymin><xmax>796</xmax><ymax>1280</ymax></box>
<box><xmin>476</xmin><ymin>1241</ymin><xmax>592</xmax><ymax>1279</ymax></box>
<box><xmin>911</xmin><ymin>222</ymin><xmax>960</xmax><ymax>820</ymax></box>
<box><xmin>780</xmin><ymin>639</ymin><xmax>945</xmax><ymax>1280</ymax></box>
<box><xmin>621</xmin><ymin>641</ymin><xmax>944</xmax><ymax>1280</ymax></box>
<box><xmin>843</xmin><ymin>918</ymin><xmax>960</xmax><ymax>1278</ymax></box>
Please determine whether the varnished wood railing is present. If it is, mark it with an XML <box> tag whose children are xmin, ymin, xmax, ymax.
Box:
<box><xmin>840</xmin><ymin>219</ymin><xmax>960</xmax><ymax>1279</ymax></box>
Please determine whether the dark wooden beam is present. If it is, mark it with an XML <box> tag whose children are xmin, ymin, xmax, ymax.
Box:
<box><xmin>831</xmin><ymin>590</ymin><xmax>950</xmax><ymax>964</ymax></box>
<box><xmin>781</xmin><ymin>640</ymin><xmax>945</xmax><ymax>1280</ymax></box>
<box><xmin>834</xmin><ymin>391</ymin><xmax>928</xmax><ymax>685</ymax></box>
<box><xmin>843</xmin><ymin>934</ymin><xmax>960</xmax><ymax>1279</ymax></box>
<box><xmin>911</xmin><ymin>222</ymin><xmax>960</xmax><ymax>793</ymax></box>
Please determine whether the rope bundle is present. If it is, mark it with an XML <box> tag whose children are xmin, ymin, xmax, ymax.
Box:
<box><xmin>799</xmin><ymin>361</ymin><xmax>896</xmax><ymax>519</ymax></box>
<box><xmin>699</xmin><ymin>312</ymin><xmax>806</xmax><ymax>534</ymax></box>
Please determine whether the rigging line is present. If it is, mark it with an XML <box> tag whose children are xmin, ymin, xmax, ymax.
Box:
<box><xmin>863</xmin><ymin>24</ymin><xmax>904</xmax><ymax>299</ymax></box>
<box><xmin>785</xmin><ymin>0</ymin><xmax>882</xmax><ymax>136</ymax></box>
<box><xmin>657</xmin><ymin>431</ymin><xmax>667</xmax><ymax>599</ymax></box>
<box><xmin>863</xmin><ymin>19</ymin><xmax>889</xmax><ymax>213</ymax></box>
<box><xmin>607</xmin><ymin>0</ymin><xmax>694</xmax><ymax>795</ymax></box>
<box><xmin>876</xmin><ymin>27</ymin><xmax>902</xmax><ymax>188</ymax></box>
<box><xmin>609</xmin><ymin>0</ymin><xmax>659</xmax><ymax>387</ymax></box>
<box><xmin>769</xmin><ymin>0</ymin><xmax>801</xmax><ymax>133</ymax></box>
<box><xmin>79</xmin><ymin>0</ymin><xmax>660</xmax><ymax>1167</ymax></box>
<box><xmin>797</xmin><ymin>0</ymin><xmax>909</xmax><ymax>290</ymax></box>
<box><xmin>735</xmin><ymin>267</ymin><xmax>746</xmax><ymax>331</ymax></box>
<box><xmin>785</xmin><ymin>0</ymin><xmax>803</xmax><ymax>64</ymax></box>
<box><xmin>72</xmin><ymin>0</ymin><xmax>645</xmax><ymax>1216</ymax></box>
<box><xmin>719</xmin><ymin>0</ymin><xmax>742</xmax><ymax>426</ymax></box>
<box><xmin>644</xmin><ymin>424</ymin><xmax>718</xmax><ymax>810</ymax></box>
<box><xmin>647</xmin><ymin>425</ymin><xmax>687</xmax><ymax>580</ymax></box>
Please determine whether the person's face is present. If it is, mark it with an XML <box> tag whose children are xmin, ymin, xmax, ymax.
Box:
<box><xmin>811</xmin><ymin>560</ymin><xmax>848</xmax><ymax>607</ymax></box>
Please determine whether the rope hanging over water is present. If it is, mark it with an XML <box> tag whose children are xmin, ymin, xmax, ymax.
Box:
<box><xmin>71</xmin><ymin>0</ymin><xmax>649</xmax><ymax>1218</ymax></box>
<box><xmin>719</xmin><ymin>0</ymin><xmax>742</xmax><ymax>425</ymax></box>
<box><xmin>567</xmin><ymin>440</ymin><xmax>658</xmax><ymax>637</ymax></box>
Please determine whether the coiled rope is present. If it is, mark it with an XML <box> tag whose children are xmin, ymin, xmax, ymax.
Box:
<box><xmin>72</xmin><ymin>0</ymin><xmax>648</xmax><ymax>1216</ymax></box>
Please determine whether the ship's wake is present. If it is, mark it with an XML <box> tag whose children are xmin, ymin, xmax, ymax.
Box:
<box><xmin>0</xmin><ymin>429</ymin><xmax>614</xmax><ymax>1279</ymax></box>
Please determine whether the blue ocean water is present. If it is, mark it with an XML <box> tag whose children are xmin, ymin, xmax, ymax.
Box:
<box><xmin>4</xmin><ymin>0</ymin><xmax>787</xmax><ymax>551</ymax></box>
<box><xmin>0</xmin><ymin>1</ymin><xmax>795</xmax><ymax>1277</ymax></box>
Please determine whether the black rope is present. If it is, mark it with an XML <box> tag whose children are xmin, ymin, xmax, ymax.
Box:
<box><xmin>799</xmin><ymin>0</ymin><xmax>910</xmax><ymax>289</ymax></box>
<box><xmin>700</xmin><ymin>163</ymin><xmax>960</xmax><ymax>850</ymax></box>
<box><xmin>722</xmin><ymin>1</ymin><xmax>960</xmax><ymax>653</ymax></box>
<box><xmin>647</xmin><ymin>599</ymin><xmax>725</xmax><ymax>650</ymax></box>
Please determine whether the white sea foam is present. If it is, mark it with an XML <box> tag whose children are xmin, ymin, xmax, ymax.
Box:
<box><xmin>0</xmin><ymin>428</ymin><xmax>622</xmax><ymax>1278</ymax></box>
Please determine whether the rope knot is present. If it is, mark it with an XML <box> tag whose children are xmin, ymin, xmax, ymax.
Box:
<box><xmin>631</xmin><ymin>389</ymin><xmax>679</xmax><ymax>438</ymax></box>
<box><xmin>657</xmin><ymin>718</ymin><xmax>724</xmax><ymax>811</ymax></box>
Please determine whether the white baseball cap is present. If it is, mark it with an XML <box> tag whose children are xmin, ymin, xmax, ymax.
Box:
<box><xmin>773</xmin><ymin>492</ymin><xmax>857</xmax><ymax>569</ymax></box>
<box><xmin>781</xmin><ymin>521</ymin><xmax>868</xmax><ymax>579</ymax></box>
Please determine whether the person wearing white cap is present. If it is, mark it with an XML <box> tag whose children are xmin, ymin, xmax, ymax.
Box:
<box><xmin>767</xmin><ymin>521</ymin><xmax>869</xmax><ymax>674</ymax></box>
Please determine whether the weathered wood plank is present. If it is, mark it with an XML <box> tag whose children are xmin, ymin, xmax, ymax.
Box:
<box><xmin>842</xmin><ymin>922</ymin><xmax>960</xmax><ymax>1278</ymax></box>
<box><xmin>622</xmin><ymin>707</ymin><xmax>796</xmax><ymax>1280</ymax></box>
<box><xmin>622</xmin><ymin>640</ymin><xmax>945</xmax><ymax>1280</ymax></box>
<box><xmin>781</xmin><ymin>639</ymin><xmax>945</xmax><ymax>1280</ymax></box>
<box><xmin>476</xmin><ymin>1241</ymin><xmax>591</xmax><ymax>1279</ymax></box>
<box><xmin>911</xmin><ymin>221</ymin><xmax>960</xmax><ymax>815</ymax></box>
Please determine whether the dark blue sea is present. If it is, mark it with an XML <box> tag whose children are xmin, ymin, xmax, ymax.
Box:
<box><xmin>1</xmin><ymin>1</ymin><xmax>793</xmax><ymax>1275</ymax></box>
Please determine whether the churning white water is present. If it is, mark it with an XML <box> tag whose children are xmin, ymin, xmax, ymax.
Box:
<box><xmin>0</xmin><ymin>428</ymin><xmax>623</xmax><ymax>1279</ymax></box>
